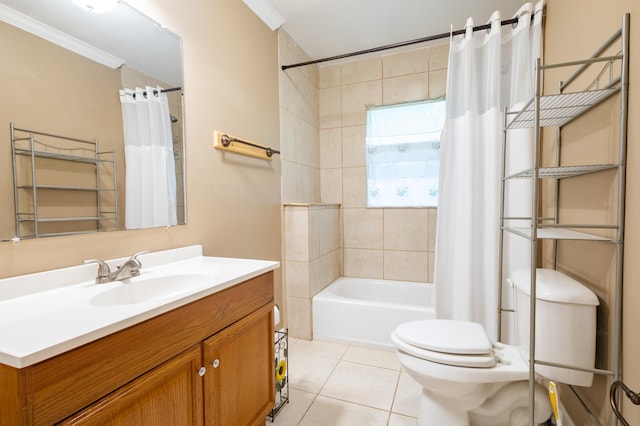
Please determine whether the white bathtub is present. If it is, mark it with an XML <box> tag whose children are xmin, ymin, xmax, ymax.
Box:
<box><xmin>312</xmin><ymin>277</ymin><xmax>435</xmax><ymax>350</ymax></box>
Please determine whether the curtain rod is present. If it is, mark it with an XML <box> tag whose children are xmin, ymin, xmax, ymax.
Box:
<box><xmin>137</xmin><ymin>86</ymin><xmax>182</xmax><ymax>98</ymax></box>
<box><xmin>281</xmin><ymin>16</ymin><xmax>525</xmax><ymax>70</ymax></box>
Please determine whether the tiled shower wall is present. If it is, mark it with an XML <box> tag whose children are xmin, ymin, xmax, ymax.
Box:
<box><xmin>279</xmin><ymin>30</ymin><xmax>321</xmax><ymax>203</ymax></box>
<box><xmin>284</xmin><ymin>204</ymin><xmax>341</xmax><ymax>339</ymax></box>
<box><xmin>278</xmin><ymin>31</ymin><xmax>450</xmax><ymax>338</ymax></box>
<box><xmin>318</xmin><ymin>44</ymin><xmax>449</xmax><ymax>283</ymax></box>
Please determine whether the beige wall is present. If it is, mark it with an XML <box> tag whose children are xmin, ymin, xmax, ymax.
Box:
<box><xmin>544</xmin><ymin>0</ymin><xmax>639</xmax><ymax>423</ymax></box>
<box><xmin>318</xmin><ymin>45</ymin><xmax>448</xmax><ymax>282</ymax></box>
<box><xmin>0</xmin><ymin>0</ymin><xmax>283</xmax><ymax>318</ymax></box>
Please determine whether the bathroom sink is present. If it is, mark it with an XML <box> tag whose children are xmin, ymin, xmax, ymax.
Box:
<box><xmin>90</xmin><ymin>273</ymin><xmax>212</xmax><ymax>306</ymax></box>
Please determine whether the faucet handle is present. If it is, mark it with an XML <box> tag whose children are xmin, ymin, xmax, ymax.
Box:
<box><xmin>128</xmin><ymin>251</ymin><xmax>149</xmax><ymax>267</ymax></box>
<box><xmin>83</xmin><ymin>259</ymin><xmax>112</xmax><ymax>283</ymax></box>
<box><xmin>130</xmin><ymin>251</ymin><xmax>149</xmax><ymax>261</ymax></box>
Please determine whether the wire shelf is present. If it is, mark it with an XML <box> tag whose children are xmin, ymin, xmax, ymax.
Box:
<box><xmin>507</xmin><ymin>88</ymin><xmax>620</xmax><ymax>129</ymax></box>
<box><xmin>505</xmin><ymin>164</ymin><xmax>618</xmax><ymax>179</ymax></box>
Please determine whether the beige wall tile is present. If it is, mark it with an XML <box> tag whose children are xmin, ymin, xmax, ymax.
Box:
<box><xmin>308</xmin><ymin>208</ymin><xmax>321</xmax><ymax>260</ymax></box>
<box><xmin>296</xmin><ymin>118</ymin><xmax>320</xmax><ymax>167</ymax></box>
<box><xmin>321</xmin><ymin>168</ymin><xmax>343</xmax><ymax>204</ymax></box>
<box><xmin>318</xmin><ymin>207</ymin><xmax>341</xmax><ymax>255</ymax></box>
<box><xmin>280</xmin><ymin>67</ymin><xmax>318</xmax><ymax>125</ymax></box>
<box><xmin>323</xmin><ymin>248</ymin><xmax>343</xmax><ymax>287</ymax></box>
<box><xmin>296</xmin><ymin>163</ymin><xmax>321</xmax><ymax>203</ymax></box>
<box><xmin>383</xmin><ymin>208</ymin><xmax>429</xmax><ymax>251</ymax></box>
<box><xmin>344</xmin><ymin>248</ymin><xmax>383</xmax><ymax>279</ymax></box>
<box><xmin>341</xmin><ymin>80</ymin><xmax>382</xmax><ymax>127</ymax></box>
<box><xmin>343</xmin><ymin>208</ymin><xmax>383</xmax><ymax>249</ymax></box>
<box><xmin>308</xmin><ymin>257</ymin><xmax>321</xmax><ymax>297</ymax></box>
<box><xmin>286</xmin><ymin>260</ymin><xmax>310</xmax><ymax>298</ymax></box>
<box><xmin>344</xmin><ymin>248</ymin><xmax>384</xmax><ymax>279</ymax></box>
<box><xmin>320</xmin><ymin>128</ymin><xmax>342</xmax><ymax>169</ymax></box>
<box><xmin>342</xmin><ymin>125</ymin><xmax>366</xmax><ymax>168</ymax></box>
<box><xmin>383</xmin><ymin>48</ymin><xmax>429</xmax><ymax>78</ymax></box>
<box><xmin>341</xmin><ymin>57</ymin><xmax>383</xmax><ymax>85</ymax></box>
<box><xmin>315</xmin><ymin>251</ymin><xmax>341</xmax><ymax>295</ymax></box>
<box><xmin>429</xmin><ymin>43</ymin><xmax>450</xmax><ymax>71</ymax></box>
<box><xmin>281</xmin><ymin>160</ymin><xmax>297</xmax><ymax>203</ymax></box>
<box><xmin>429</xmin><ymin>69</ymin><xmax>447</xmax><ymax>99</ymax></box>
<box><xmin>342</xmin><ymin>167</ymin><xmax>367</xmax><ymax>208</ymax></box>
<box><xmin>428</xmin><ymin>208</ymin><xmax>437</xmax><ymax>252</ymax></box>
<box><xmin>287</xmin><ymin>296</ymin><xmax>312</xmax><ymax>339</ymax></box>
<box><xmin>383</xmin><ymin>73</ymin><xmax>429</xmax><ymax>104</ymax></box>
<box><xmin>279</xmin><ymin>108</ymin><xmax>297</xmax><ymax>162</ymax></box>
<box><xmin>428</xmin><ymin>252</ymin><xmax>435</xmax><ymax>283</ymax></box>
<box><xmin>284</xmin><ymin>209</ymin><xmax>309</xmax><ymax>261</ymax></box>
<box><xmin>383</xmin><ymin>250</ymin><xmax>429</xmax><ymax>282</ymax></box>
<box><xmin>320</xmin><ymin>86</ymin><xmax>342</xmax><ymax>129</ymax></box>
<box><xmin>320</xmin><ymin>64</ymin><xmax>341</xmax><ymax>88</ymax></box>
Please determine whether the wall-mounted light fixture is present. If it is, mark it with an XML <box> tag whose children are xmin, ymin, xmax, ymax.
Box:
<box><xmin>71</xmin><ymin>0</ymin><xmax>119</xmax><ymax>14</ymax></box>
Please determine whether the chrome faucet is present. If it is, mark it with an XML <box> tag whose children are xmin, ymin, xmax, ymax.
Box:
<box><xmin>84</xmin><ymin>251</ymin><xmax>149</xmax><ymax>284</ymax></box>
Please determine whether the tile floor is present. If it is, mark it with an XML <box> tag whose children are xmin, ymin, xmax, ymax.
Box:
<box><xmin>268</xmin><ymin>338</ymin><xmax>422</xmax><ymax>425</ymax></box>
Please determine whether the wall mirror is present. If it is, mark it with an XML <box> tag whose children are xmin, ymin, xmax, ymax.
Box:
<box><xmin>0</xmin><ymin>0</ymin><xmax>186</xmax><ymax>241</ymax></box>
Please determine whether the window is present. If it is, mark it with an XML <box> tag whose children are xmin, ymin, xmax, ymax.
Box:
<box><xmin>365</xmin><ymin>99</ymin><xmax>445</xmax><ymax>207</ymax></box>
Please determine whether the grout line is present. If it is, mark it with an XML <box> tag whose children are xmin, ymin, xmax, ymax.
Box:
<box><xmin>282</xmin><ymin>340</ymin><xmax>416</xmax><ymax>425</ymax></box>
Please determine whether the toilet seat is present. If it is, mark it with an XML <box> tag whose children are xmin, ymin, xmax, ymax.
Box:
<box><xmin>393</xmin><ymin>319</ymin><xmax>496</xmax><ymax>368</ymax></box>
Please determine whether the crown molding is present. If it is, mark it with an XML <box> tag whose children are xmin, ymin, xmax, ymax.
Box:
<box><xmin>242</xmin><ymin>0</ymin><xmax>284</xmax><ymax>31</ymax></box>
<box><xmin>0</xmin><ymin>3</ymin><xmax>124</xmax><ymax>69</ymax></box>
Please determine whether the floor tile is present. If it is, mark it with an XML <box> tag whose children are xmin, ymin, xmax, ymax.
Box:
<box><xmin>388</xmin><ymin>413</ymin><xmax>419</xmax><ymax>426</ymax></box>
<box><xmin>299</xmin><ymin>395</ymin><xmax>389</xmax><ymax>425</ymax></box>
<box><xmin>270</xmin><ymin>388</ymin><xmax>316</xmax><ymax>426</ymax></box>
<box><xmin>391</xmin><ymin>372</ymin><xmax>421</xmax><ymax>418</ymax></box>
<box><xmin>320</xmin><ymin>360</ymin><xmax>400</xmax><ymax>411</ymax></box>
<box><xmin>342</xmin><ymin>345</ymin><xmax>401</xmax><ymax>370</ymax></box>
<box><xmin>266</xmin><ymin>340</ymin><xmax>418</xmax><ymax>425</ymax></box>
<box><xmin>289</xmin><ymin>350</ymin><xmax>340</xmax><ymax>394</ymax></box>
<box><xmin>294</xmin><ymin>338</ymin><xmax>348</xmax><ymax>359</ymax></box>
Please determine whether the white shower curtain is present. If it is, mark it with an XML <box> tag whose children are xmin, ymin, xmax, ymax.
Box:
<box><xmin>120</xmin><ymin>86</ymin><xmax>177</xmax><ymax>229</ymax></box>
<box><xmin>434</xmin><ymin>2</ymin><xmax>543</xmax><ymax>341</ymax></box>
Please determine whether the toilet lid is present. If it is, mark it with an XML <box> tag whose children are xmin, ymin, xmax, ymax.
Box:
<box><xmin>392</xmin><ymin>331</ymin><xmax>496</xmax><ymax>368</ymax></box>
<box><xmin>394</xmin><ymin>319</ymin><xmax>493</xmax><ymax>355</ymax></box>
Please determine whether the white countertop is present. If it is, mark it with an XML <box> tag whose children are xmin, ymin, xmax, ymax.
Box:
<box><xmin>0</xmin><ymin>246</ymin><xmax>279</xmax><ymax>368</ymax></box>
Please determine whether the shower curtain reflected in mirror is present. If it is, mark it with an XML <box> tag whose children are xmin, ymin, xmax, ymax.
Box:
<box><xmin>434</xmin><ymin>2</ymin><xmax>543</xmax><ymax>341</ymax></box>
<box><xmin>120</xmin><ymin>86</ymin><xmax>177</xmax><ymax>229</ymax></box>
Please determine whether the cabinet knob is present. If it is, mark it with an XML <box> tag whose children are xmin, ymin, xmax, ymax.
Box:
<box><xmin>212</xmin><ymin>359</ymin><xmax>220</xmax><ymax>368</ymax></box>
<box><xmin>198</xmin><ymin>367</ymin><xmax>206</xmax><ymax>377</ymax></box>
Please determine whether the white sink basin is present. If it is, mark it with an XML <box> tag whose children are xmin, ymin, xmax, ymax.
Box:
<box><xmin>90</xmin><ymin>273</ymin><xmax>212</xmax><ymax>306</ymax></box>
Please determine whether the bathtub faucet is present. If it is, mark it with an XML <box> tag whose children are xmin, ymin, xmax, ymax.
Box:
<box><xmin>84</xmin><ymin>251</ymin><xmax>149</xmax><ymax>284</ymax></box>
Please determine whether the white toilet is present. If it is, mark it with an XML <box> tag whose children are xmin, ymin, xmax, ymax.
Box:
<box><xmin>391</xmin><ymin>268</ymin><xmax>600</xmax><ymax>426</ymax></box>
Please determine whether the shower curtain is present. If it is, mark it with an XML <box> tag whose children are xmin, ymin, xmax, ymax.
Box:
<box><xmin>434</xmin><ymin>2</ymin><xmax>543</xmax><ymax>341</ymax></box>
<box><xmin>120</xmin><ymin>86</ymin><xmax>177</xmax><ymax>229</ymax></box>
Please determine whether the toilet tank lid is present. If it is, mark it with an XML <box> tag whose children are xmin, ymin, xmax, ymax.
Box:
<box><xmin>510</xmin><ymin>269</ymin><xmax>600</xmax><ymax>306</ymax></box>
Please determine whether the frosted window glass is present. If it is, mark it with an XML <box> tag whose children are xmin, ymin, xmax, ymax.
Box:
<box><xmin>366</xmin><ymin>99</ymin><xmax>445</xmax><ymax>207</ymax></box>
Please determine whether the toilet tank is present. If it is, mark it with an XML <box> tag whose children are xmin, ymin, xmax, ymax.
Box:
<box><xmin>511</xmin><ymin>268</ymin><xmax>599</xmax><ymax>387</ymax></box>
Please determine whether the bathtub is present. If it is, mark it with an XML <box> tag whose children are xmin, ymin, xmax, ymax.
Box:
<box><xmin>312</xmin><ymin>277</ymin><xmax>435</xmax><ymax>350</ymax></box>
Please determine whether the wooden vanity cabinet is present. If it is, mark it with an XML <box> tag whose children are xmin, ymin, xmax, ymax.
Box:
<box><xmin>60</xmin><ymin>344</ymin><xmax>204</xmax><ymax>425</ymax></box>
<box><xmin>204</xmin><ymin>303</ymin><xmax>274</xmax><ymax>426</ymax></box>
<box><xmin>0</xmin><ymin>271</ymin><xmax>275</xmax><ymax>426</ymax></box>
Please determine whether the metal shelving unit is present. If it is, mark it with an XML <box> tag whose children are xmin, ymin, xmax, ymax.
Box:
<box><xmin>499</xmin><ymin>14</ymin><xmax>629</xmax><ymax>426</ymax></box>
<box><xmin>10</xmin><ymin>123</ymin><xmax>118</xmax><ymax>239</ymax></box>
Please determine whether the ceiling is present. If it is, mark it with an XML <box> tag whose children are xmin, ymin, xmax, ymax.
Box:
<box><xmin>250</xmin><ymin>0</ymin><xmax>527</xmax><ymax>62</ymax></box>
<box><xmin>0</xmin><ymin>0</ymin><xmax>182</xmax><ymax>87</ymax></box>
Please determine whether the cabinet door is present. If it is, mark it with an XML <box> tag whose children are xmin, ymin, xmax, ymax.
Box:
<box><xmin>203</xmin><ymin>303</ymin><xmax>274</xmax><ymax>426</ymax></box>
<box><xmin>60</xmin><ymin>345</ymin><xmax>204</xmax><ymax>426</ymax></box>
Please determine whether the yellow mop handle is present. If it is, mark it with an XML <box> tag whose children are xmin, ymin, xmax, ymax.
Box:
<box><xmin>548</xmin><ymin>381</ymin><xmax>560</xmax><ymax>424</ymax></box>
